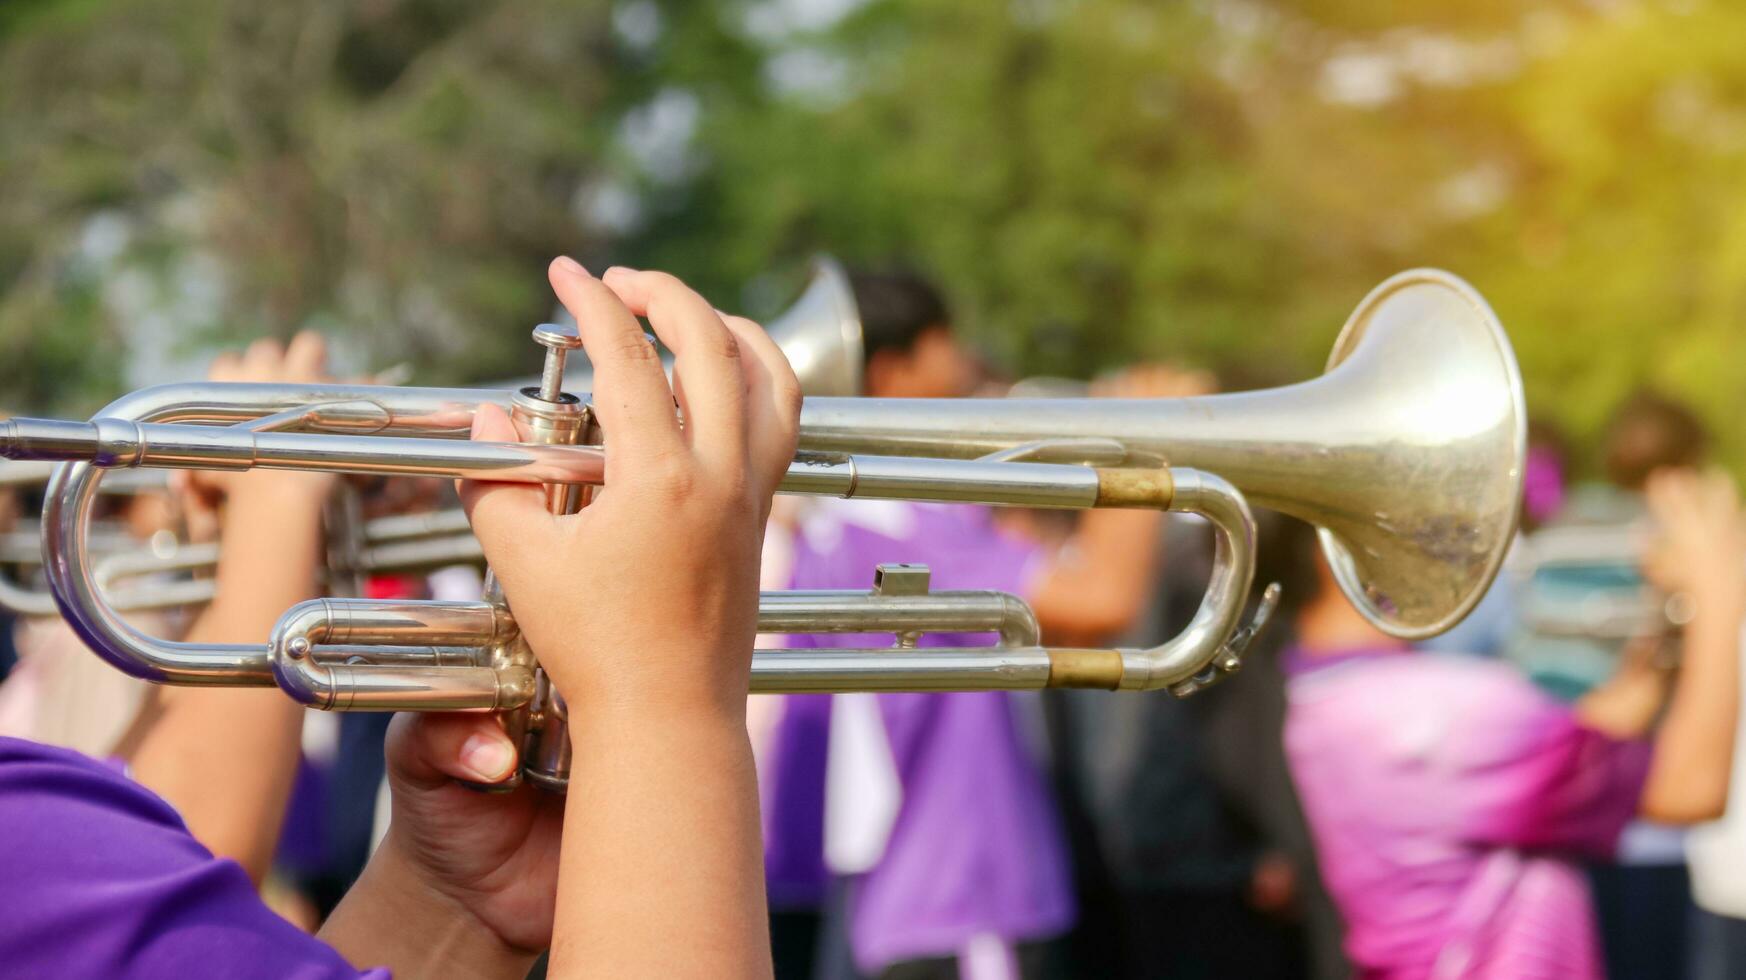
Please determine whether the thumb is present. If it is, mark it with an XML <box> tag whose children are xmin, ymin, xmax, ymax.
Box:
<box><xmin>386</xmin><ymin>711</ymin><xmax>520</xmax><ymax>789</ymax></box>
<box><xmin>458</xmin><ymin>403</ymin><xmax>552</xmax><ymax>565</ymax></box>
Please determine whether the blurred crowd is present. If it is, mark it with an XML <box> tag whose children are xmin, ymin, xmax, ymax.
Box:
<box><xmin>1</xmin><ymin>265</ymin><xmax>1743</xmax><ymax>980</ymax></box>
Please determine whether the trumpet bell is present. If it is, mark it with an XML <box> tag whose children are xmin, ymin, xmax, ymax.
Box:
<box><xmin>1312</xmin><ymin>269</ymin><xmax>1525</xmax><ymax>639</ymax></box>
<box><xmin>504</xmin><ymin>256</ymin><xmax>865</xmax><ymax>398</ymax></box>
<box><xmin>763</xmin><ymin>256</ymin><xmax>864</xmax><ymax>398</ymax></box>
<box><xmin>796</xmin><ymin>268</ymin><xmax>1526</xmax><ymax>640</ymax></box>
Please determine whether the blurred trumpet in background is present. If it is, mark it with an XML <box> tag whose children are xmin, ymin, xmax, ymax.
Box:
<box><xmin>1516</xmin><ymin>522</ymin><xmax>1696</xmax><ymax>642</ymax></box>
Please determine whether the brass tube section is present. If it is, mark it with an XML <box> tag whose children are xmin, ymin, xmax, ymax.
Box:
<box><xmin>268</xmin><ymin>599</ymin><xmax>529</xmax><ymax>711</ymax></box>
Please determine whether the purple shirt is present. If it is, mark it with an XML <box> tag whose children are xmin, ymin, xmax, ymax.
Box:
<box><xmin>0</xmin><ymin>737</ymin><xmax>387</xmax><ymax>979</ymax></box>
<box><xmin>1283</xmin><ymin>651</ymin><xmax>1651</xmax><ymax>979</ymax></box>
<box><xmin>763</xmin><ymin>501</ymin><xmax>1075</xmax><ymax>972</ymax></box>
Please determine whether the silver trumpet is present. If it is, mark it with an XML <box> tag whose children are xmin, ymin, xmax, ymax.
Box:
<box><xmin>0</xmin><ymin>258</ymin><xmax>865</xmax><ymax>619</ymax></box>
<box><xmin>2</xmin><ymin>268</ymin><xmax>1524</xmax><ymax>790</ymax></box>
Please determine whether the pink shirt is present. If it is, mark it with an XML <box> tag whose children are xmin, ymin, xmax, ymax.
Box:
<box><xmin>1284</xmin><ymin>652</ymin><xmax>1650</xmax><ymax>979</ymax></box>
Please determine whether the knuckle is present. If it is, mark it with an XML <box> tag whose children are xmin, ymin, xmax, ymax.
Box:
<box><xmin>612</xmin><ymin>335</ymin><xmax>661</xmax><ymax>364</ymax></box>
<box><xmin>715</xmin><ymin>331</ymin><xmax>742</xmax><ymax>361</ymax></box>
<box><xmin>641</xmin><ymin>450</ymin><xmax>696</xmax><ymax>492</ymax></box>
<box><xmin>775</xmin><ymin>377</ymin><xmax>803</xmax><ymax>418</ymax></box>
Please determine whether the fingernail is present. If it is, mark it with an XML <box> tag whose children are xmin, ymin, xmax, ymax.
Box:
<box><xmin>460</xmin><ymin>733</ymin><xmax>516</xmax><ymax>782</ymax></box>
<box><xmin>553</xmin><ymin>255</ymin><xmax>588</xmax><ymax>278</ymax></box>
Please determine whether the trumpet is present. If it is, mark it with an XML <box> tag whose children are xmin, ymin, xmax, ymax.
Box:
<box><xmin>2</xmin><ymin>268</ymin><xmax>1525</xmax><ymax>790</ymax></box>
<box><xmin>1516</xmin><ymin>522</ymin><xmax>1693</xmax><ymax>641</ymax></box>
<box><xmin>0</xmin><ymin>471</ymin><xmax>481</xmax><ymax>617</ymax></box>
<box><xmin>0</xmin><ymin>462</ymin><xmax>196</xmax><ymax>616</ymax></box>
<box><xmin>0</xmin><ymin>258</ymin><xmax>865</xmax><ymax>618</ymax></box>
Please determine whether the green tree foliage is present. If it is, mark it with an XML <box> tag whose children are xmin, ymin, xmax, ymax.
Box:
<box><xmin>0</xmin><ymin>0</ymin><xmax>619</xmax><ymax>411</ymax></box>
<box><xmin>2</xmin><ymin>0</ymin><xmax>1742</xmax><ymax>473</ymax></box>
<box><xmin>627</xmin><ymin>0</ymin><xmax>1746</xmax><ymax>470</ymax></box>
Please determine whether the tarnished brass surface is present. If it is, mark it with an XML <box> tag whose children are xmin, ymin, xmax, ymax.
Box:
<box><xmin>1046</xmin><ymin>649</ymin><xmax>1125</xmax><ymax>689</ymax></box>
<box><xmin>1095</xmin><ymin>467</ymin><xmax>1174</xmax><ymax>510</ymax></box>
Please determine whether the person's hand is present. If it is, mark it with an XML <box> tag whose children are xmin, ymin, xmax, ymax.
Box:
<box><xmin>1633</xmin><ymin>468</ymin><xmax>1746</xmax><ymax>824</ymax></box>
<box><xmin>461</xmin><ymin>259</ymin><xmax>801</xmax><ymax>719</ymax></box>
<box><xmin>381</xmin><ymin>713</ymin><xmax>561</xmax><ymax>954</ymax></box>
<box><xmin>174</xmin><ymin>332</ymin><xmax>335</xmax><ymax>532</ymax></box>
<box><xmin>1641</xmin><ymin>467</ymin><xmax>1746</xmax><ymax>603</ymax></box>
<box><xmin>319</xmin><ymin>712</ymin><xmax>560</xmax><ymax>975</ymax></box>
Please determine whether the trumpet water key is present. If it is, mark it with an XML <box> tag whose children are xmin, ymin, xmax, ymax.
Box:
<box><xmin>2</xmin><ymin>268</ymin><xmax>1526</xmax><ymax>791</ymax></box>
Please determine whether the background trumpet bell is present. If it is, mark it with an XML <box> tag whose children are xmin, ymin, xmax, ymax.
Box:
<box><xmin>758</xmin><ymin>256</ymin><xmax>864</xmax><ymax>399</ymax></box>
<box><xmin>510</xmin><ymin>255</ymin><xmax>865</xmax><ymax>398</ymax></box>
<box><xmin>796</xmin><ymin>269</ymin><xmax>1527</xmax><ymax>639</ymax></box>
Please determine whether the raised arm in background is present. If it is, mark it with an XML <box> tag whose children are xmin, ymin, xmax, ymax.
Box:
<box><xmin>1027</xmin><ymin>365</ymin><xmax>1217</xmax><ymax>645</ymax></box>
<box><xmin>1576</xmin><ymin>467</ymin><xmax>1746</xmax><ymax>823</ymax></box>
<box><xmin>121</xmin><ymin>334</ymin><xmax>334</xmax><ymax>883</ymax></box>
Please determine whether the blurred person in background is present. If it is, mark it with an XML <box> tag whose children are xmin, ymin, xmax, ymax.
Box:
<box><xmin>1668</xmin><ymin>416</ymin><xmax>1746</xmax><ymax>978</ymax></box>
<box><xmin>758</xmin><ymin>268</ymin><xmax>1168</xmax><ymax>980</ymax></box>
<box><xmin>1507</xmin><ymin>392</ymin><xmax>1713</xmax><ymax>978</ymax></box>
<box><xmin>1275</xmin><ymin>457</ymin><xmax>1743</xmax><ymax>980</ymax></box>
<box><xmin>1510</xmin><ymin>392</ymin><xmax>1712</xmax><ymax>696</ymax></box>
<box><xmin>1686</xmin><ymin>585</ymin><xmax>1746</xmax><ymax>980</ymax></box>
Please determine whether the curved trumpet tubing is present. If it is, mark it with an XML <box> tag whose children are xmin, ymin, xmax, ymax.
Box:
<box><xmin>26</xmin><ymin>381</ymin><xmax>1263</xmax><ymax>704</ymax></box>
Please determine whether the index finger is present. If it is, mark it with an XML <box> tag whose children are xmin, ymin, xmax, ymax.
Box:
<box><xmin>547</xmin><ymin>257</ymin><xmax>683</xmax><ymax>464</ymax></box>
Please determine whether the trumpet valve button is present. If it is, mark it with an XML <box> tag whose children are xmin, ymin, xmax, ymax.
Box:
<box><xmin>532</xmin><ymin>323</ymin><xmax>585</xmax><ymax>401</ymax></box>
<box><xmin>532</xmin><ymin>322</ymin><xmax>584</xmax><ymax>351</ymax></box>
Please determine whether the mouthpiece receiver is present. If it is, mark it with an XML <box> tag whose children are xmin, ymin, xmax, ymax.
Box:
<box><xmin>0</xmin><ymin>418</ymin><xmax>140</xmax><ymax>466</ymax></box>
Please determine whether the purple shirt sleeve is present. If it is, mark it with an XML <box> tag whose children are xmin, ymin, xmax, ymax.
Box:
<box><xmin>0</xmin><ymin>737</ymin><xmax>389</xmax><ymax>979</ymax></box>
